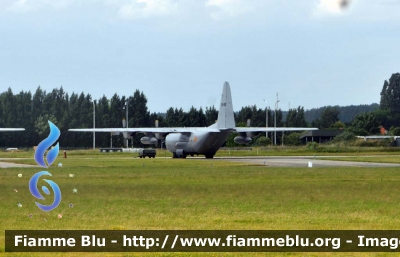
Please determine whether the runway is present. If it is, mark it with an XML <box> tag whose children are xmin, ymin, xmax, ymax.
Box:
<box><xmin>216</xmin><ymin>156</ymin><xmax>400</xmax><ymax>167</ymax></box>
<box><xmin>0</xmin><ymin>156</ymin><xmax>399</xmax><ymax>168</ymax></box>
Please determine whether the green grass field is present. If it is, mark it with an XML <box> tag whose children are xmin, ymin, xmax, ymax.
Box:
<box><xmin>2</xmin><ymin>151</ymin><xmax>400</xmax><ymax>256</ymax></box>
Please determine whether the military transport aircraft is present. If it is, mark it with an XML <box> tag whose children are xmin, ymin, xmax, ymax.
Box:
<box><xmin>69</xmin><ymin>82</ymin><xmax>317</xmax><ymax>158</ymax></box>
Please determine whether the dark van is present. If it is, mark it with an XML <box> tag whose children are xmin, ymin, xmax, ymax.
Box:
<box><xmin>139</xmin><ymin>149</ymin><xmax>156</xmax><ymax>158</ymax></box>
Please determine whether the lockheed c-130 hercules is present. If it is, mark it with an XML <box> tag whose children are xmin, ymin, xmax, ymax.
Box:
<box><xmin>69</xmin><ymin>82</ymin><xmax>317</xmax><ymax>158</ymax></box>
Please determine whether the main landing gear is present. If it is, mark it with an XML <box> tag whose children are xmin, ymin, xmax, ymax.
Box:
<box><xmin>172</xmin><ymin>152</ymin><xmax>214</xmax><ymax>159</ymax></box>
<box><xmin>173</xmin><ymin>152</ymin><xmax>187</xmax><ymax>158</ymax></box>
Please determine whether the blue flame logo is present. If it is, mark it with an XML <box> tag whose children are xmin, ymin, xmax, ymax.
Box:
<box><xmin>34</xmin><ymin>121</ymin><xmax>60</xmax><ymax>168</ymax></box>
<box><xmin>29</xmin><ymin>171</ymin><xmax>62</xmax><ymax>212</ymax></box>
<box><xmin>30</xmin><ymin>121</ymin><xmax>62</xmax><ymax>212</ymax></box>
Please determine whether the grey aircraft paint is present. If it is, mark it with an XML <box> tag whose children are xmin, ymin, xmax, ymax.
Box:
<box><xmin>69</xmin><ymin>82</ymin><xmax>317</xmax><ymax>158</ymax></box>
<box><xmin>165</xmin><ymin>82</ymin><xmax>235</xmax><ymax>158</ymax></box>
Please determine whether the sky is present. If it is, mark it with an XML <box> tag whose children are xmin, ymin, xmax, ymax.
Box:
<box><xmin>1</xmin><ymin>0</ymin><xmax>400</xmax><ymax>113</ymax></box>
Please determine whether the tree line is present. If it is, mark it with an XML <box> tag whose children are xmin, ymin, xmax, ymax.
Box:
<box><xmin>304</xmin><ymin>104</ymin><xmax>379</xmax><ymax>124</ymax></box>
<box><xmin>309</xmin><ymin>73</ymin><xmax>400</xmax><ymax>137</ymax></box>
<box><xmin>0</xmin><ymin>86</ymin><xmax>304</xmax><ymax>147</ymax></box>
<box><xmin>1</xmin><ymin>73</ymin><xmax>399</xmax><ymax>147</ymax></box>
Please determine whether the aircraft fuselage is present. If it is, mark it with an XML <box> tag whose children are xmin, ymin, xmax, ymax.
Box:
<box><xmin>165</xmin><ymin>131</ymin><xmax>230</xmax><ymax>158</ymax></box>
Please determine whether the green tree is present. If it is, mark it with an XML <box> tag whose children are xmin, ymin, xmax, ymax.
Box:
<box><xmin>177</xmin><ymin>108</ymin><xmax>188</xmax><ymax>127</ymax></box>
<box><xmin>311</xmin><ymin>119</ymin><xmax>321</xmax><ymax>128</ymax></box>
<box><xmin>333</xmin><ymin>121</ymin><xmax>346</xmax><ymax>129</ymax></box>
<box><xmin>187</xmin><ymin>106</ymin><xmax>202</xmax><ymax>127</ymax></box>
<box><xmin>130</xmin><ymin>90</ymin><xmax>150</xmax><ymax>127</ymax></box>
<box><xmin>149</xmin><ymin>112</ymin><xmax>165</xmax><ymax>127</ymax></box>
<box><xmin>390</xmin><ymin>127</ymin><xmax>400</xmax><ymax>136</ymax></box>
<box><xmin>96</xmin><ymin>96</ymin><xmax>112</xmax><ymax>147</ymax></box>
<box><xmin>108</xmin><ymin>93</ymin><xmax>125</xmax><ymax>147</ymax></box>
<box><xmin>236</xmin><ymin>105</ymin><xmax>266</xmax><ymax>127</ymax></box>
<box><xmin>35</xmin><ymin>114</ymin><xmax>58</xmax><ymax>139</ymax></box>
<box><xmin>165</xmin><ymin>107</ymin><xmax>177</xmax><ymax>127</ymax></box>
<box><xmin>333</xmin><ymin>131</ymin><xmax>356</xmax><ymax>142</ymax></box>
<box><xmin>66</xmin><ymin>92</ymin><xmax>93</xmax><ymax>147</ymax></box>
<box><xmin>13</xmin><ymin>90</ymin><xmax>33</xmax><ymax>146</ymax></box>
<box><xmin>32</xmin><ymin>87</ymin><xmax>45</xmax><ymax>123</ymax></box>
<box><xmin>380</xmin><ymin>73</ymin><xmax>400</xmax><ymax>114</ymax></box>
<box><xmin>320</xmin><ymin>106</ymin><xmax>340</xmax><ymax>129</ymax></box>
<box><xmin>205</xmin><ymin>106</ymin><xmax>218</xmax><ymax>126</ymax></box>
<box><xmin>0</xmin><ymin>88</ymin><xmax>18</xmax><ymax>146</ymax></box>
<box><xmin>286</xmin><ymin>106</ymin><xmax>307</xmax><ymax>127</ymax></box>
<box><xmin>305</xmin><ymin>104</ymin><xmax>379</xmax><ymax>124</ymax></box>
<box><xmin>285</xmin><ymin>132</ymin><xmax>302</xmax><ymax>146</ymax></box>
<box><xmin>255</xmin><ymin>136</ymin><xmax>271</xmax><ymax>146</ymax></box>
<box><xmin>352</xmin><ymin>112</ymin><xmax>380</xmax><ymax>134</ymax></box>
<box><xmin>0</xmin><ymin>88</ymin><xmax>16</xmax><ymax>126</ymax></box>
<box><xmin>198</xmin><ymin>107</ymin><xmax>207</xmax><ymax>127</ymax></box>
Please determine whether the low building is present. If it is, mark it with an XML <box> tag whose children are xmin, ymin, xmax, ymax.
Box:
<box><xmin>299</xmin><ymin>130</ymin><xmax>343</xmax><ymax>144</ymax></box>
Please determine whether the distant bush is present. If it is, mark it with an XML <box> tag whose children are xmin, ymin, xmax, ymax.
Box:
<box><xmin>313</xmin><ymin>143</ymin><xmax>344</xmax><ymax>153</ymax></box>
<box><xmin>333</xmin><ymin>131</ymin><xmax>356</xmax><ymax>143</ymax></box>
<box><xmin>353</xmin><ymin>139</ymin><xmax>392</xmax><ymax>147</ymax></box>
<box><xmin>306</xmin><ymin>142</ymin><xmax>319</xmax><ymax>151</ymax></box>
<box><xmin>346</xmin><ymin>127</ymin><xmax>368</xmax><ymax>136</ymax></box>
<box><xmin>285</xmin><ymin>132</ymin><xmax>301</xmax><ymax>146</ymax></box>
<box><xmin>390</xmin><ymin>127</ymin><xmax>400</xmax><ymax>136</ymax></box>
<box><xmin>333</xmin><ymin>121</ymin><xmax>346</xmax><ymax>129</ymax></box>
<box><xmin>255</xmin><ymin>136</ymin><xmax>271</xmax><ymax>146</ymax></box>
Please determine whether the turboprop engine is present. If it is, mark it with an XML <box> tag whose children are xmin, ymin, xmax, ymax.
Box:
<box><xmin>234</xmin><ymin>120</ymin><xmax>252</xmax><ymax>144</ymax></box>
<box><xmin>140</xmin><ymin>137</ymin><xmax>157</xmax><ymax>144</ymax></box>
<box><xmin>234</xmin><ymin>136</ymin><xmax>252</xmax><ymax>144</ymax></box>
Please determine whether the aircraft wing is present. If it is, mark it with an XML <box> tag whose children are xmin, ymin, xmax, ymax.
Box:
<box><xmin>0</xmin><ymin>128</ymin><xmax>25</xmax><ymax>132</ymax></box>
<box><xmin>68</xmin><ymin>127</ymin><xmax>220</xmax><ymax>133</ymax></box>
<box><xmin>235</xmin><ymin>127</ymin><xmax>318</xmax><ymax>133</ymax></box>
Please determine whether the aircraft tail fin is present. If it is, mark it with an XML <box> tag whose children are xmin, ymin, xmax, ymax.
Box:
<box><xmin>216</xmin><ymin>82</ymin><xmax>235</xmax><ymax>129</ymax></box>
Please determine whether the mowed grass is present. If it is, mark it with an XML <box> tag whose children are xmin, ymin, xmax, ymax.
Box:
<box><xmin>2</xmin><ymin>155</ymin><xmax>400</xmax><ymax>256</ymax></box>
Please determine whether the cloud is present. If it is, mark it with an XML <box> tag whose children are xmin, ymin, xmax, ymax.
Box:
<box><xmin>5</xmin><ymin>0</ymin><xmax>398</xmax><ymax>25</ymax></box>
<box><xmin>313</xmin><ymin>0</ymin><xmax>400</xmax><ymax>21</ymax></box>
<box><xmin>1</xmin><ymin>0</ymin><xmax>270</xmax><ymax>22</ymax></box>
<box><xmin>3</xmin><ymin>0</ymin><xmax>183</xmax><ymax>20</ymax></box>
<box><xmin>6</xmin><ymin>0</ymin><xmax>74</xmax><ymax>13</ymax></box>
<box><xmin>314</xmin><ymin>0</ymin><xmax>352</xmax><ymax>16</ymax></box>
<box><xmin>205</xmin><ymin>0</ymin><xmax>255</xmax><ymax>20</ymax></box>
<box><xmin>114</xmin><ymin>0</ymin><xmax>179</xmax><ymax>20</ymax></box>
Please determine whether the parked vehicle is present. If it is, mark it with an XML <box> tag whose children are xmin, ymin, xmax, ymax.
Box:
<box><xmin>139</xmin><ymin>149</ymin><xmax>156</xmax><ymax>158</ymax></box>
